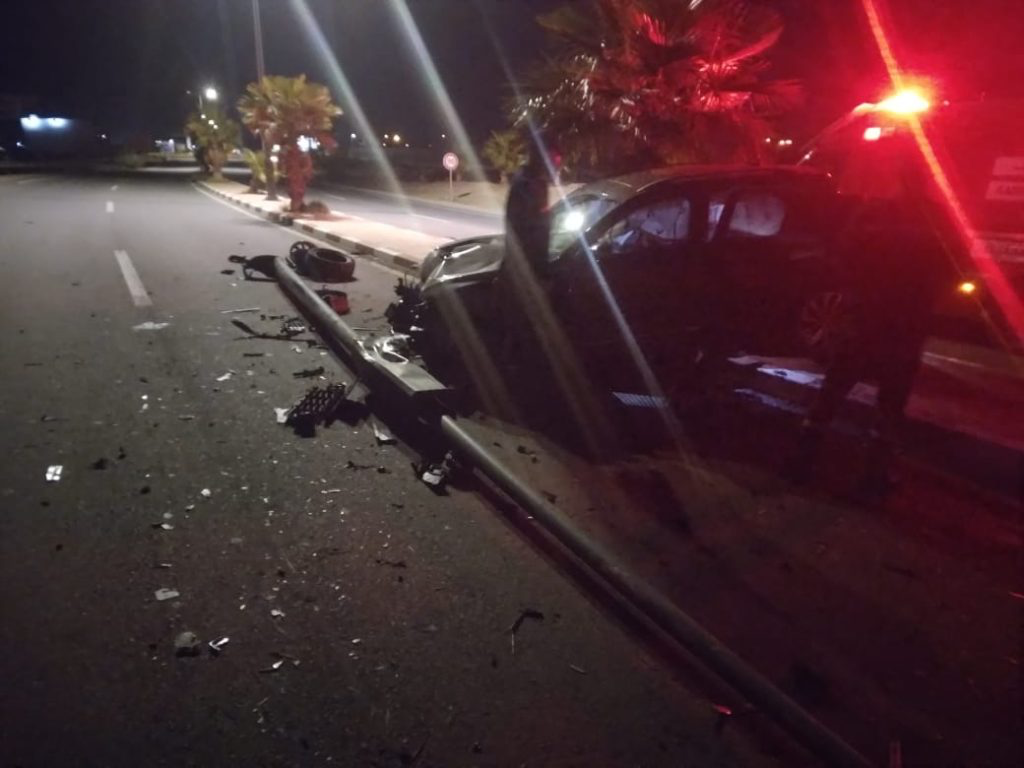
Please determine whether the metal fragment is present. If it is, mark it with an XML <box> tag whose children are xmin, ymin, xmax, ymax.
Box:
<box><xmin>154</xmin><ymin>588</ymin><xmax>180</xmax><ymax>602</ymax></box>
<box><xmin>45</xmin><ymin>465</ymin><xmax>63</xmax><ymax>482</ymax></box>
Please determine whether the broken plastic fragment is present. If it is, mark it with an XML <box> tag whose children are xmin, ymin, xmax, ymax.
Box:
<box><xmin>372</xmin><ymin>422</ymin><xmax>396</xmax><ymax>445</ymax></box>
<box><xmin>215</xmin><ymin>372</ymin><xmax>234</xmax><ymax>382</ymax></box>
<box><xmin>45</xmin><ymin>465</ymin><xmax>63</xmax><ymax>482</ymax></box>
<box><xmin>270</xmin><ymin>609</ymin><xmax>285</xmax><ymax>618</ymax></box>
<box><xmin>209</xmin><ymin>637</ymin><xmax>230</xmax><ymax>655</ymax></box>
<box><xmin>274</xmin><ymin>408</ymin><xmax>290</xmax><ymax>424</ymax></box>
<box><xmin>200</xmin><ymin>489</ymin><xmax>212</xmax><ymax>498</ymax></box>
<box><xmin>132</xmin><ymin>321</ymin><xmax>170</xmax><ymax>331</ymax></box>
<box><xmin>174</xmin><ymin>631</ymin><xmax>201</xmax><ymax>657</ymax></box>
<box><xmin>154</xmin><ymin>588</ymin><xmax>180</xmax><ymax>602</ymax></box>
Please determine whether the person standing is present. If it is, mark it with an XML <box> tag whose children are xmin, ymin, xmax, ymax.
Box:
<box><xmin>497</xmin><ymin>134</ymin><xmax>560</xmax><ymax>361</ymax></box>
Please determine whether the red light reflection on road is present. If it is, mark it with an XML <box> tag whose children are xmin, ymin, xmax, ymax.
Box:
<box><xmin>862</xmin><ymin>0</ymin><xmax>1024</xmax><ymax>347</ymax></box>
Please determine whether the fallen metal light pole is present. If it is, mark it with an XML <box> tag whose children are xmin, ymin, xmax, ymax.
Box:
<box><xmin>272</xmin><ymin>255</ymin><xmax>876</xmax><ymax>768</ymax></box>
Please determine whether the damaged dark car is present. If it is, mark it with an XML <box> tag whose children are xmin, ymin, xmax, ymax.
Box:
<box><xmin>390</xmin><ymin>165</ymin><xmax>863</xmax><ymax>401</ymax></box>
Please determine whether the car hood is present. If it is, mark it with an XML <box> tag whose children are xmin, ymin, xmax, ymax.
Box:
<box><xmin>421</xmin><ymin>234</ymin><xmax>505</xmax><ymax>292</ymax></box>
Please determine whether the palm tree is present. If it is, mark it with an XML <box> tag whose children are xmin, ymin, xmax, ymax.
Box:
<box><xmin>184</xmin><ymin>108</ymin><xmax>241</xmax><ymax>181</ymax></box>
<box><xmin>237</xmin><ymin>75</ymin><xmax>342</xmax><ymax>211</ymax></box>
<box><xmin>242</xmin><ymin>148</ymin><xmax>267</xmax><ymax>193</ymax></box>
<box><xmin>482</xmin><ymin>129</ymin><xmax>526</xmax><ymax>182</ymax></box>
<box><xmin>516</xmin><ymin>0</ymin><xmax>800</xmax><ymax>171</ymax></box>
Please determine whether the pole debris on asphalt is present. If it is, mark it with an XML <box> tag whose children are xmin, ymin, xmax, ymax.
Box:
<box><xmin>174</xmin><ymin>631</ymin><xmax>201</xmax><ymax>657</ymax></box>
<box><xmin>509</xmin><ymin>609</ymin><xmax>545</xmax><ymax>656</ymax></box>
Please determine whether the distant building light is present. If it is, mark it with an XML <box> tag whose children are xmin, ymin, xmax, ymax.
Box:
<box><xmin>350</xmin><ymin>132</ymin><xmax>357</xmax><ymax>139</ymax></box>
<box><xmin>100</xmin><ymin>133</ymin><xmax>108</xmax><ymax>140</ymax></box>
<box><xmin>16</xmin><ymin>141</ymin><xmax>24</xmax><ymax>148</ymax></box>
<box><xmin>441</xmin><ymin>133</ymin><xmax>446</xmax><ymax>139</ymax></box>
<box><xmin>272</xmin><ymin>144</ymin><xmax>281</xmax><ymax>152</ymax></box>
<box><xmin>392</xmin><ymin>134</ymin><xmax>402</xmax><ymax>144</ymax></box>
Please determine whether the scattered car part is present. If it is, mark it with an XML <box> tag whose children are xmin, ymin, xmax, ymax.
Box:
<box><xmin>307</xmin><ymin>247</ymin><xmax>355</xmax><ymax>282</ymax></box>
<box><xmin>318</xmin><ymin>289</ymin><xmax>350</xmax><ymax>315</ymax></box>
<box><xmin>45</xmin><ymin>465</ymin><xmax>62</xmax><ymax>482</ymax></box>
<box><xmin>289</xmin><ymin>240</ymin><xmax>317</xmax><ymax>276</ymax></box>
<box><xmin>174</xmin><ymin>631</ymin><xmax>201</xmax><ymax>657</ymax></box>
<box><xmin>154</xmin><ymin>588</ymin><xmax>180</xmax><ymax>602</ymax></box>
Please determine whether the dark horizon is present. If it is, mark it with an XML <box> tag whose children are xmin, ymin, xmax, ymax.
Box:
<box><xmin>1</xmin><ymin>0</ymin><xmax>1021</xmax><ymax>144</ymax></box>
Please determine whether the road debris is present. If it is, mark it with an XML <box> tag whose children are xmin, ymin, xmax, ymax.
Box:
<box><xmin>282</xmin><ymin>383</ymin><xmax>349</xmax><ymax>436</ymax></box>
<box><xmin>174</xmin><ymin>631</ymin><xmax>201</xmax><ymax>657</ymax></box>
<box><xmin>281</xmin><ymin>317</ymin><xmax>307</xmax><ymax>336</ymax></box>
<box><xmin>90</xmin><ymin>458</ymin><xmax>109</xmax><ymax>470</ymax></box>
<box><xmin>243</xmin><ymin>352</ymin><xmax>266</xmax><ymax>358</ymax></box>
<box><xmin>152</xmin><ymin>522</ymin><xmax>174</xmax><ymax>531</ymax></box>
<box><xmin>292</xmin><ymin>366</ymin><xmax>325</xmax><ymax>379</ymax></box>
<box><xmin>318</xmin><ymin>289</ymin><xmax>351</xmax><ymax>315</ymax></box>
<box><xmin>208</xmin><ymin>637</ymin><xmax>230</xmax><ymax>655</ymax></box>
<box><xmin>372</xmin><ymin>421</ymin><xmax>396</xmax><ymax>445</ymax></box>
<box><xmin>415</xmin><ymin>452</ymin><xmax>457</xmax><ymax>493</ymax></box>
<box><xmin>220</xmin><ymin>307</ymin><xmax>261</xmax><ymax>314</ymax></box>
<box><xmin>200</xmin><ymin>488</ymin><xmax>212</xmax><ymax>498</ymax></box>
<box><xmin>220</xmin><ymin>269</ymin><xmax>236</xmax><ymax>275</ymax></box>
<box><xmin>216</xmin><ymin>371</ymin><xmax>234</xmax><ymax>382</ymax></box>
<box><xmin>45</xmin><ymin>465</ymin><xmax>63</xmax><ymax>482</ymax></box>
<box><xmin>230</xmin><ymin>318</ymin><xmax>317</xmax><ymax>344</ymax></box>
<box><xmin>154</xmin><ymin>588</ymin><xmax>180</xmax><ymax>602</ymax></box>
<box><xmin>569</xmin><ymin>664</ymin><xmax>587</xmax><ymax>675</ymax></box>
<box><xmin>259</xmin><ymin>659</ymin><xmax>285</xmax><ymax>674</ymax></box>
<box><xmin>228</xmin><ymin>253</ymin><xmax>277</xmax><ymax>280</ymax></box>
<box><xmin>178</xmin><ymin>414</ymin><xmax>196</xmax><ymax>421</ymax></box>
<box><xmin>320</xmin><ymin>488</ymin><xmax>342</xmax><ymax>495</ymax></box>
<box><xmin>132</xmin><ymin>321</ymin><xmax>170</xmax><ymax>331</ymax></box>
<box><xmin>274</xmin><ymin>408</ymin><xmax>290</xmax><ymax>424</ymax></box>
<box><xmin>270</xmin><ymin>609</ymin><xmax>285</xmax><ymax>619</ymax></box>
<box><xmin>509</xmin><ymin>609</ymin><xmax>544</xmax><ymax>656</ymax></box>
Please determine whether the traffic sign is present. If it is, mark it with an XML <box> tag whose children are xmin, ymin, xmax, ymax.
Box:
<box><xmin>442</xmin><ymin>152</ymin><xmax>459</xmax><ymax>171</ymax></box>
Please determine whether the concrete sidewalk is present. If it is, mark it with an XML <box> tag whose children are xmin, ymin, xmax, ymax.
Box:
<box><xmin>199</xmin><ymin>179</ymin><xmax>448</xmax><ymax>274</ymax></box>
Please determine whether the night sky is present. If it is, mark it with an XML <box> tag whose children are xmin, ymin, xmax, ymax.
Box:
<box><xmin>1</xmin><ymin>0</ymin><xmax>1021</xmax><ymax>144</ymax></box>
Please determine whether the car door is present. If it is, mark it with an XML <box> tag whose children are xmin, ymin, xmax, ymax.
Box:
<box><xmin>549</xmin><ymin>188</ymin><xmax>703</xmax><ymax>377</ymax></box>
<box><xmin>707</xmin><ymin>181</ymin><xmax>833</xmax><ymax>354</ymax></box>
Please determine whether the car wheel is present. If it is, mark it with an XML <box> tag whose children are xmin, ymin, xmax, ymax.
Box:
<box><xmin>798</xmin><ymin>290</ymin><xmax>852</xmax><ymax>361</ymax></box>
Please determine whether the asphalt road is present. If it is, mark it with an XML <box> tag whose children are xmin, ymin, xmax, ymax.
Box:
<box><xmin>0</xmin><ymin>173</ymin><xmax>777</xmax><ymax>768</ymax></box>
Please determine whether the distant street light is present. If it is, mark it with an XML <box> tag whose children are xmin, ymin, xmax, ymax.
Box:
<box><xmin>392</xmin><ymin>134</ymin><xmax>402</xmax><ymax>144</ymax></box>
<box><xmin>204</xmin><ymin>86</ymin><xmax>219</xmax><ymax>101</ymax></box>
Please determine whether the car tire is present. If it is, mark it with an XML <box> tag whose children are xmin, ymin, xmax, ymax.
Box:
<box><xmin>798</xmin><ymin>290</ymin><xmax>853</xmax><ymax>362</ymax></box>
<box><xmin>307</xmin><ymin>247</ymin><xmax>355</xmax><ymax>283</ymax></box>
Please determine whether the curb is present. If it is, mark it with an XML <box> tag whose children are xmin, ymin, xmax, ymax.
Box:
<box><xmin>196</xmin><ymin>181</ymin><xmax>420</xmax><ymax>277</ymax></box>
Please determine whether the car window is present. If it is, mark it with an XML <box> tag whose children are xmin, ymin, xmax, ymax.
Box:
<box><xmin>595</xmin><ymin>197</ymin><xmax>691</xmax><ymax>256</ymax></box>
<box><xmin>548</xmin><ymin>195</ymin><xmax>618</xmax><ymax>258</ymax></box>
<box><xmin>726</xmin><ymin>190</ymin><xmax>786</xmax><ymax>237</ymax></box>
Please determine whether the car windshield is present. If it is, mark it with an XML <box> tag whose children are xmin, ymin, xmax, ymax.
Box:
<box><xmin>548</xmin><ymin>193</ymin><xmax>618</xmax><ymax>258</ymax></box>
